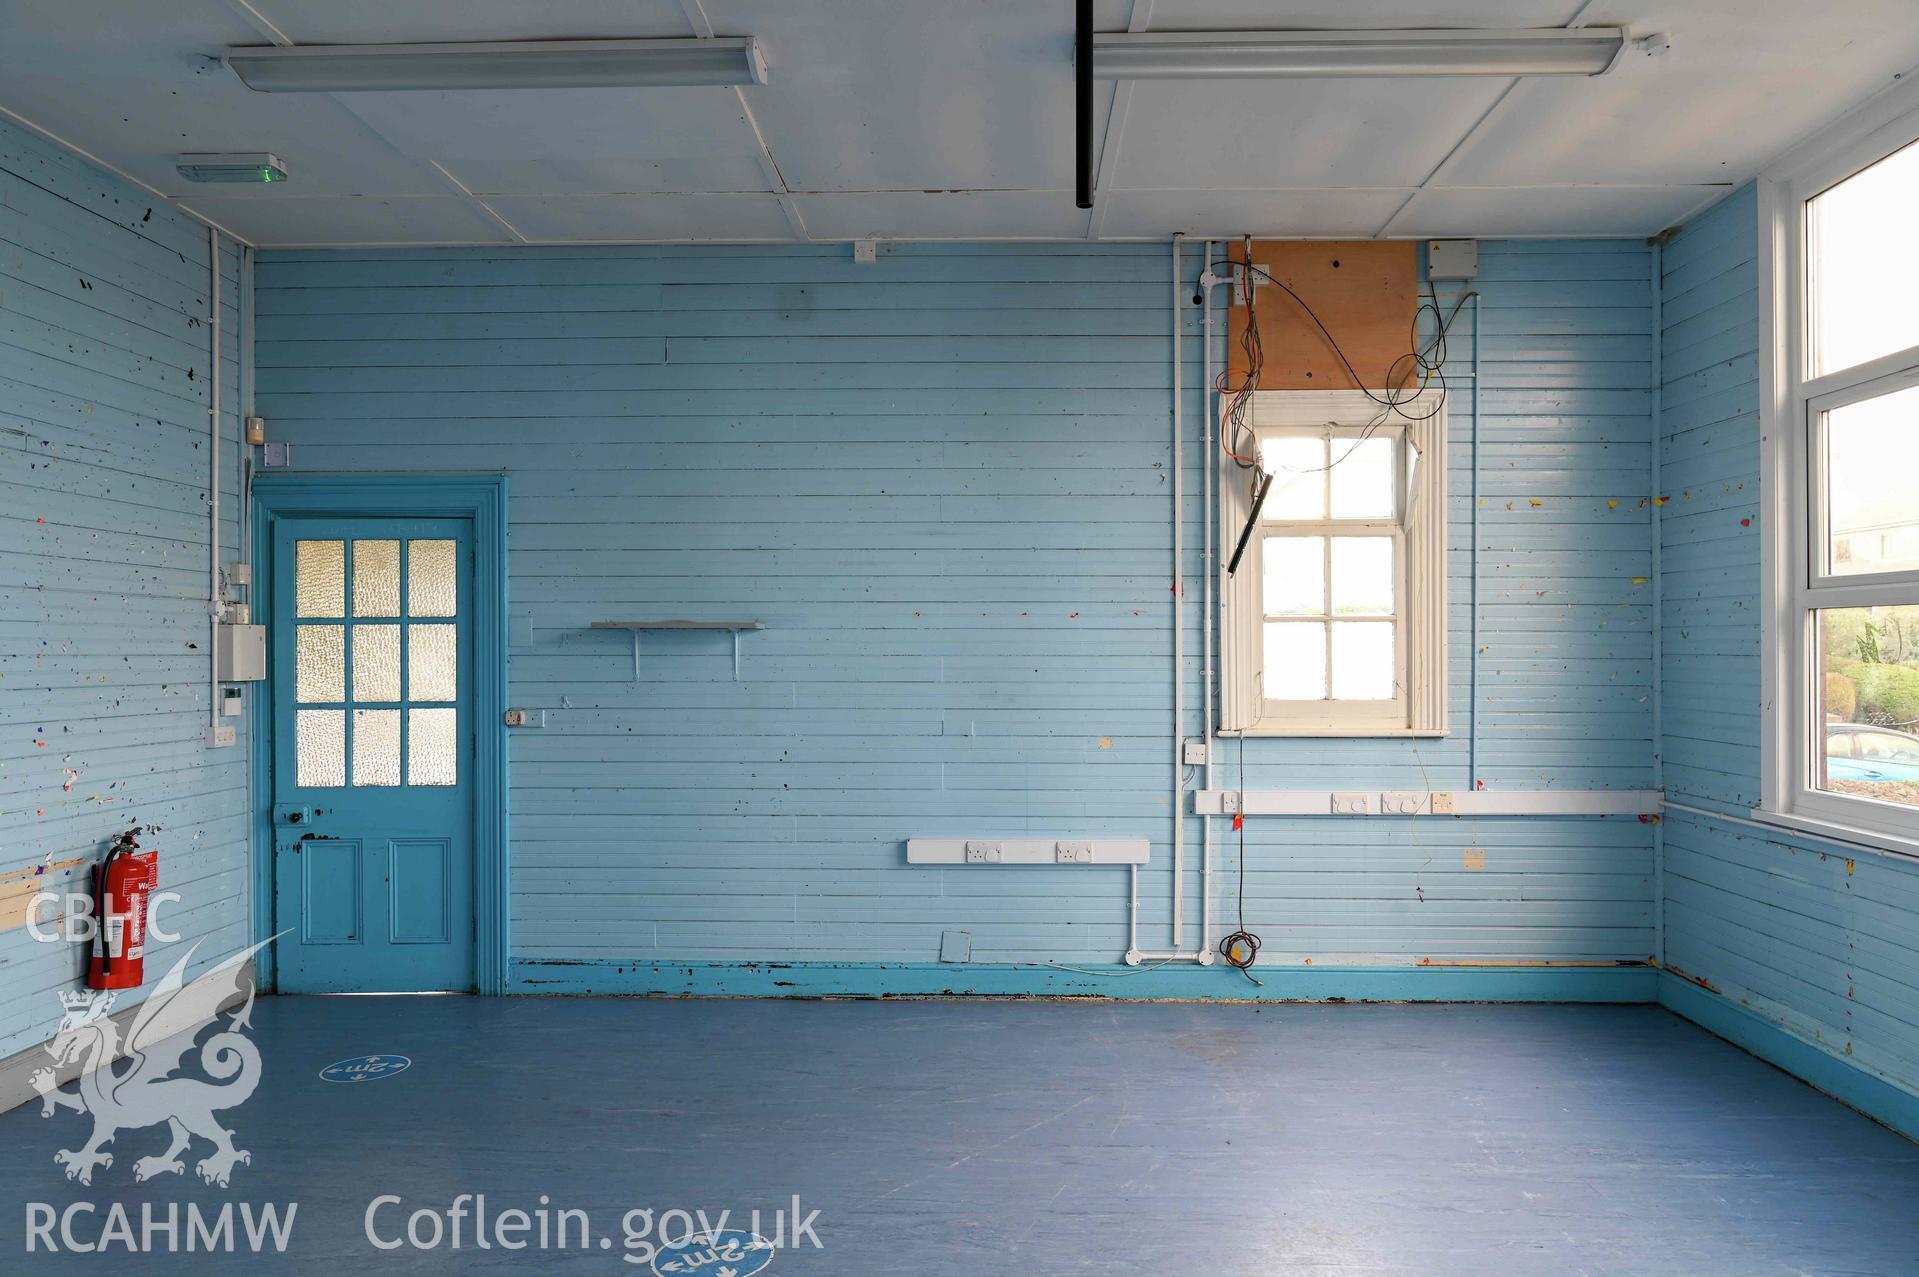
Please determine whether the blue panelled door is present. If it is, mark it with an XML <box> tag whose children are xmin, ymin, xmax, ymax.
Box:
<box><xmin>270</xmin><ymin>517</ymin><xmax>476</xmax><ymax>992</ymax></box>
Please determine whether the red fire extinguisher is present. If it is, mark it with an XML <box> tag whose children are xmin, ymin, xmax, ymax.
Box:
<box><xmin>86</xmin><ymin>827</ymin><xmax>158</xmax><ymax>991</ymax></box>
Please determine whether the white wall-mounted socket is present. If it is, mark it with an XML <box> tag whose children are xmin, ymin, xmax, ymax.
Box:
<box><xmin>1380</xmin><ymin>791</ymin><xmax>1426</xmax><ymax>815</ymax></box>
<box><xmin>1182</xmin><ymin>739</ymin><xmax>1208</xmax><ymax>766</ymax></box>
<box><xmin>964</xmin><ymin>841</ymin><xmax>1003</xmax><ymax>864</ymax></box>
<box><xmin>1431</xmin><ymin>792</ymin><xmax>1457</xmax><ymax>815</ymax></box>
<box><xmin>1055</xmin><ymin>841</ymin><xmax>1094</xmax><ymax>864</ymax></box>
<box><xmin>1331</xmin><ymin>792</ymin><xmax>1372</xmax><ymax>815</ymax></box>
<box><xmin>205</xmin><ymin>723</ymin><xmax>237</xmax><ymax>749</ymax></box>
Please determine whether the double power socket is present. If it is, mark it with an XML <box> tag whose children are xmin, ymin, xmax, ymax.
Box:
<box><xmin>1330</xmin><ymin>791</ymin><xmax>1457</xmax><ymax>816</ymax></box>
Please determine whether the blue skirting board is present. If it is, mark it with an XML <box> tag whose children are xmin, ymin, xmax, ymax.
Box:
<box><xmin>512</xmin><ymin>959</ymin><xmax>1657</xmax><ymax>1002</ymax></box>
<box><xmin>1660</xmin><ymin>971</ymin><xmax>1919</xmax><ymax>1142</ymax></box>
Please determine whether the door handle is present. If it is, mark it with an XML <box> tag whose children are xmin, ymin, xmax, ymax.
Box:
<box><xmin>272</xmin><ymin>803</ymin><xmax>315</xmax><ymax>828</ymax></box>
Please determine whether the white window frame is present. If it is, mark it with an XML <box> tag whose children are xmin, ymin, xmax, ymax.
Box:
<box><xmin>1219</xmin><ymin>389</ymin><xmax>1447</xmax><ymax>737</ymax></box>
<box><xmin>1759</xmin><ymin>88</ymin><xmax>1919</xmax><ymax>856</ymax></box>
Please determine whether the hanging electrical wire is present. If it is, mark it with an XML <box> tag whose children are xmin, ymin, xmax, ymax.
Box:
<box><xmin>1212</xmin><ymin>257</ymin><xmax>1475</xmax><ymax>477</ymax></box>
<box><xmin>1208</xmin><ymin>260</ymin><xmax>1477</xmax><ymax>974</ymax></box>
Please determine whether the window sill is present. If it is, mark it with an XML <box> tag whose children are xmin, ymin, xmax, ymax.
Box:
<box><xmin>1742</xmin><ymin>804</ymin><xmax>1919</xmax><ymax>865</ymax></box>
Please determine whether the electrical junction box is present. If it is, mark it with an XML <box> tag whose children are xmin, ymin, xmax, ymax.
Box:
<box><xmin>1427</xmin><ymin>239</ymin><xmax>1478</xmax><ymax>281</ymax></box>
<box><xmin>214</xmin><ymin>624</ymin><xmax>266</xmax><ymax>681</ymax></box>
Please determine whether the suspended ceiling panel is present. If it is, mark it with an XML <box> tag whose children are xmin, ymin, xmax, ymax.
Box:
<box><xmin>1097</xmin><ymin>187</ymin><xmax>1418</xmax><ymax>240</ymax></box>
<box><xmin>0</xmin><ymin>0</ymin><xmax>1916</xmax><ymax>244</ymax></box>
<box><xmin>1114</xmin><ymin>78</ymin><xmax>1515</xmax><ymax>190</ymax></box>
<box><xmin>485</xmin><ymin>192</ymin><xmax>794</xmax><ymax>241</ymax></box>
<box><xmin>792</xmin><ymin>189</ymin><xmax>1095</xmax><ymax>241</ymax></box>
<box><xmin>1388</xmin><ymin>185</ymin><xmax>1726</xmax><ymax>239</ymax></box>
<box><xmin>180</xmin><ymin>194</ymin><xmax>514</xmax><ymax>244</ymax></box>
<box><xmin>700</xmin><ymin>0</ymin><xmax>1100</xmax><ymax>194</ymax></box>
<box><xmin>334</xmin><ymin>87</ymin><xmax>772</xmax><ymax>195</ymax></box>
<box><xmin>1440</xmin><ymin>0</ymin><xmax>1919</xmax><ymax>189</ymax></box>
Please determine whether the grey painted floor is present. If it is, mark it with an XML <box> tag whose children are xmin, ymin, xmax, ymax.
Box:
<box><xmin>2</xmin><ymin>998</ymin><xmax>1916</xmax><ymax>1274</ymax></box>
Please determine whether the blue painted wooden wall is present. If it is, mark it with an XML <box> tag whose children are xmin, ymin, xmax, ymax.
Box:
<box><xmin>0</xmin><ymin>115</ymin><xmax>248</xmax><ymax>1061</ymax></box>
<box><xmin>1657</xmin><ymin>184</ymin><xmax>1919</xmax><ymax>1131</ymax></box>
<box><xmin>253</xmin><ymin>236</ymin><xmax>1657</xmax><ymax>994</ymax></box>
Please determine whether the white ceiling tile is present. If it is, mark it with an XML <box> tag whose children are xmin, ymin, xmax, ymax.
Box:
<box><xmin>1392</xmin><ymin>185</ymin><xmax>1729</xmax><ymax>238</ymax></box>
<box><xmin>703</xmin><ymin>0</ymin><xmax>1105</xmax><ymax>193</ymax></box>
<box><xmin>1098</xmin><ymin>187</ymin><xmax>1416</xmax><ymax>239</ymax></box>
<box><xmin>237</xmin><ymin>0</ymin><xmax>693</xmax><ymax>43</ymax></box>
<box><xmin>793</xmin><ymin>190</ymin><xmax>1087</xmax><ymax>240</ymax></box>
<box><xmin>1441</xmin><ymin>0</ymin><xmax>1919</xmax><ymax>187</ymax></box>
<box><xmin>179</xmin><ymin>195</ymin><xmax>513</xmax><ymax>243</ymax></box>
<box><xmin>483</xmin><ymin>193</ymin><xmax>795</xmax><ymax>241</ymax></box>
<box><xmin>334</xmin><ymin>87</ymin><xmax>771</xmax><ymax>195</ymax></box>
<box><xmin>1114</xmin><ymin>78</ymin><xmax>1511</xmax><ymax>189</ymax></box>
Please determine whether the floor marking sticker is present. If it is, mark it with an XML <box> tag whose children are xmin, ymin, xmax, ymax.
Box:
<box><xmin>319</xmin><ymin>1054</ymin><xmax>411</xmax><ymax>1084</ymax></box>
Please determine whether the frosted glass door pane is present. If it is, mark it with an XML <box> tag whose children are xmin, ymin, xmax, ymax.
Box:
<box><xmin>352</xmin><ymin>625</ymin><xmax>401</xmax><ymax>702</ymax></box>
<box><xmin>295</xmin><ymin>541</ymin><xmax>344</xmax><ymax>617</ymax></box>
<box><xmin>352</xmin><ymin>709</ymin><xmax>400</xmax><ymax>787</ymax></box>
<box><xmin>409</xmin><ymin>708</ymin><xmax>457</xmax><ymax>786</ymax></box>
<box><xmin>1262</xmin><ymin>537</ymin><xmax>1324</xmax><ymax>616</ymax></box>
<box><xmin>1330</xmin><ymin>437</ymin><xmax>1396</xmax><ymax>518</ymax></box>
<box><xmin>408</xmin><ymin>540</ymin><xmax>457</xmax><ymax>616</ymax></box>
<box><xmin>1331</xmin><ymin>622</ymin><xmax>1395</xmax><ymax>700</ymax></box>
<box><xmin>294</xmin><ymin>625</ymin><xmax>344</xmax><ymax>703</ymax></box>
<box><xmin>296</xmin><ymin>710</ymin><xmax>345</xmax><ymax>787</ymax></box>
<box><xmin>1263</xmin><ymin>622</ymin><xmax>1326</xmax><ymax>700</ymax></box>
<box><xmin>352</xmin><ymin>540</ymin><xmax>400</xmax><ymax>617</ymax></box>
<box><xmin>1261</xmin><ymin>437</ymin><xmax>1325</xmax><ymax>519</ymax></box>
<box><xmin>408</xmin><ymin>625</ymin><xmax>458</xmax><ymax>701</ymax></box>
<box><xmin>1331</xmin><ymin>538</ymin><xmax>1395</xmax><ymax>615</ymax></box>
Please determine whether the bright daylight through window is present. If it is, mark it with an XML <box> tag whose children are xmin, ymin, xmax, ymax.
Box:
<box><xmin>1221</xmin><ymin>391</ymin><xmax>1446</xmax><ymax>736</ymax></box>
<box><xmin>1770</xmin><ymin>130</ymin><xmax>1919</xmax><ymax>839</ymax></box>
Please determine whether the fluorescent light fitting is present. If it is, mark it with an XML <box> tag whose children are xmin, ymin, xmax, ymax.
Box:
<box><xmin>1089</xmin><ymin>28</ymin><xmax>1626</xmax><ymax>78</ymax></box>
<box><xmin>175</xmin><ymin>152</ymin><xmax>290</xmax><ymax>184</ymax></box>
<box><xmin>223</xmin><ymin>37</ymin><xmax>768</xmax><ymax>92</ymax></box>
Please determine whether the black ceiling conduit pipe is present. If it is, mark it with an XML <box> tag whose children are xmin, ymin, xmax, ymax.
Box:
<box><xmin>1075</xmin><ymin>0</ymin><xmax>1093</xmax><ymax>210</ymax></box>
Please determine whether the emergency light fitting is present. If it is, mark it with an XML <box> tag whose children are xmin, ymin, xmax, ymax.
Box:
<box><xmin>175</xmin><ymin>153</ymin><xmax>289</xmax><ymax>184</ymax></box>
<box><xmin>1087</xmin><ymin>27</ymin><xmax>1627</xmax><ymax>79</ymax></box>
<box><xmin>224</xmin><ymin>38</ymin><xmax>768</xmax><ymax>92</ymax></box>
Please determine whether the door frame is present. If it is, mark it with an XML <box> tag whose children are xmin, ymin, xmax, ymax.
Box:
<box><xmin>250</xmin><ymin>475</ymin><xmax>509</xmax><ymax>993</ymax></box>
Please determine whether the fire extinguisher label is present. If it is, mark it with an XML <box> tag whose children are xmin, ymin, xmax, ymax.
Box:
<box><xmin>103</xmin><ymin>916</ymin><xmax>124</xmax><ymax>958</ymax></box>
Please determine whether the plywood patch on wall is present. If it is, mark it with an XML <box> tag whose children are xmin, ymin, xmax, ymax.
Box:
<box><xmin>1229</xmin><ymin>240</ymin><xmax>1417</xmax><ymax>392</ymax></box>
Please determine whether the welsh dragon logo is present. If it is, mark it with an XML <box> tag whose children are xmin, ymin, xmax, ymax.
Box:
<box><xmin>32</xmin><ymin>939</ymin><xmax>270</xmax><ymax>1187</ymax></box>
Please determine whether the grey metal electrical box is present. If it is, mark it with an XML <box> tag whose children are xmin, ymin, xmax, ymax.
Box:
<box><xmin>214</xmin><ymin>624</ymin><xmax>266</xmax><ymax>681</ymax></box>
<box><xmin>1427</xmin><ymin>239</ymin><xmax>1478</xmax><ymax>281</ymax></box>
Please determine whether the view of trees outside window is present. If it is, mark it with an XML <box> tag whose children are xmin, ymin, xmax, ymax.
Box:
<box><xmin>1819</xmin><ymin>605</ymin><xmax>1919</xmax><ymax>807</ymax></box>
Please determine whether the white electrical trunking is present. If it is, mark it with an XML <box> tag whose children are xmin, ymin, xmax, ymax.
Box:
<box><xmin>906</xmin><ymin>839</ymin><xmax>1150</xmax><ymax>865</ymax></box>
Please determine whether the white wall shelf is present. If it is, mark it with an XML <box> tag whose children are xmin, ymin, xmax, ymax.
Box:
<box><xmin>591</xmin><ymin>620</ymin><xmax>765</xmax><ymax>680</ymax></box>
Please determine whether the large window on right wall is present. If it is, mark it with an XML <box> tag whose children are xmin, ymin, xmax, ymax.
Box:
<box><xmin>1763</xmin><ymin>118</ymin><xmax>1919</xmax><ymax>848</ymax></box>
